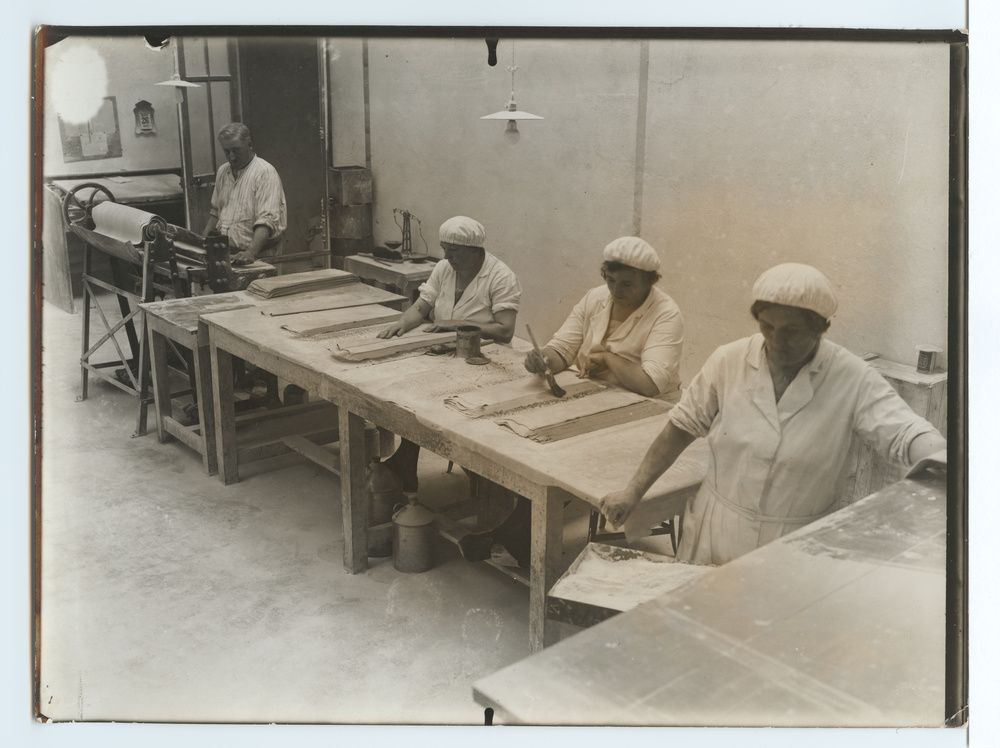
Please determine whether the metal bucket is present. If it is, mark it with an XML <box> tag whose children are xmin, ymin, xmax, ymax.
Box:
<box><xmin>368</xmin><ymin>462</ymin><xmax>401</xmax><ymax>557</ymax></box>
<box><xmin>392</xmin><ymin>499</ymin><xmax>436</xmax><ymax>573</ymax></box>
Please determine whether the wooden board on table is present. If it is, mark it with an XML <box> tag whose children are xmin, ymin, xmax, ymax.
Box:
<box><xmin>330</xmin><ymin>329</ymin><xmax>457</xmax><ymax>361</ymax></box>
<box><xmin>261</xmin><ymin>284</ymin><xmax>406</xmax><ymax>316</ymax></box>
<box><xmin>444</xmin><ymin>370</ymin><xmax>605</xmax><ymax>417</ymax></box>
<box><xmin>495</xmin><ymin>390</ymin><xmax>671</xmax><ymax>443</ymax></box>
<box><xmin>279</xmin><ymin>304</ymin><xmax>401</xmax><ymax>337</ymax></box>
<box><xmin>247</xmin><ymin>268</ymin><xmax>356</xmax><ymax>299</ymax></box>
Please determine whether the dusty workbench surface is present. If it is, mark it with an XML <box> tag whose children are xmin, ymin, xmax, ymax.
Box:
<box><xmin>473</xmin><ymin>473</ymin><xmax>948</xmax><ymax>727</ymax></box>
<box><xmin>199</xmin><ymin>305</ymin><xmax>708</xmax><ymax>509</ymax></box>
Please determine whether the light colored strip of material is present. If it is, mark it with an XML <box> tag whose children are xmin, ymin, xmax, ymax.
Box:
<box><xmin>495</xmin><ymin>389</ymin><xmax>671</xmax><ymax>443</ymax></box>
<box><xmin>444</xmin><ymin>371</ymin><xmax>605</xmax><ymax>418</ymax></box>
<box><xmin>91</xmin><ymin>202</ymin><xmax>166</xmax><ymax>245</ymax></box>
<box><xmin>330</xmin><ymin>330</ymin><xmax>457</xmax><ymax>362</ymax></box>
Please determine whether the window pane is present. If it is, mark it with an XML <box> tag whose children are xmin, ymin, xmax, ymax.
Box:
<box><xmin>181</xmin><ymin>37</ymin><xmax>208</xmax><ymax>77</ymax></box>
<box><xmin>211</xmin><ymin>81</ymin><xmax>234</xmax><ymax>170</ymax></box>
<box><xmin>186</xmin><ymin>86</ymin><xmax>214</xmax><ymax>176</ymax></box>
<box><xmin>206</xmin><ymin>38</ymin><xmax>230</xmax><ymax>76</ymax></box>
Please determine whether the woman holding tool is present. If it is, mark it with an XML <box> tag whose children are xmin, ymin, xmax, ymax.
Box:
<box><xmin>523</xmin><ymin>236</ymin><xmax>685</xmax><ymax>402</ymax></box>
<box><xmin>600</xmin><ymin>263</ymin><xmax>947</xmax><ymax>566</ymax></box>
<box><xmin>376</xmin><ymin>216</ymin><xmax>522</xmax><ymax>494</ymax></box>
<box><xmin>457</xmin><ymin>237</ymin><xmax>686</xmax><ymax>566</ymax></box>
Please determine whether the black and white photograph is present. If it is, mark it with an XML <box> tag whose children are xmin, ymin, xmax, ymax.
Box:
<box><xmin>17</xmin><ymin>1</ymin><xmax>997</xmax><ymax>743</ymax></box>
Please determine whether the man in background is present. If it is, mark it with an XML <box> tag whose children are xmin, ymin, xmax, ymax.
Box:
<box><xmin>204</xmin><ymin>122</ymin><xmax>286</xmax><ymax>265</ymax></box>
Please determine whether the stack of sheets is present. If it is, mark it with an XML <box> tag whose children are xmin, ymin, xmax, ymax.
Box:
<box><xmin>330</xmin><ymin>330</ymin><xmax>458</xmax><ymax>362</ymax></box>
<box><xmin>495</xmin><ymin>390</ymin><xmax>671</xmax><ymax>443</ymax></box>
<box><xmin>444</xmin><ymin>371</ymin><xmax>605</xmax><ymax>418</ymax></box>
<box><xmin>247</xmin><ymin>268</ymin><xmax>357</xmax><ymax>299</ymax></box>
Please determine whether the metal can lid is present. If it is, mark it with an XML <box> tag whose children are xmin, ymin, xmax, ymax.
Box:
<box><xmin>393</xmin><ymin>500</ymin><xmax>435</xmax><ymax>527</ymax></box>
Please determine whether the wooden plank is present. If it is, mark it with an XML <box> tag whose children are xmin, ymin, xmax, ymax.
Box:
<box><xmin>162</xmin><ymin>417</ymin><xmax>205</xmax><ymax>452</ymax></box>
<box><xmin>261</xmin><ymin>284</ymin><xmax>407</xmax><ymax>316</ymax></box>
<box><xmin>148</xmin><ymin>328</ymin><xmax>173</xmax><ymax>444</ymax></box>
<box><xmin>191</xmin><ymin>343</ymin><xmax>218</xmax><ymax>475</ymax></box>
<box><xmin>330</xmin><ymin>330</ymin><xmax>456</xmax><ymax>361</ymax></box>
<box><xmin>282</xmin><ymin>435</ymin><xmax>340</xmax><ymax>474</ymax></box>
<box><xmin>41</xmin><ymin>183</ymin><xmax>75</xmax><ymax>313</ymax></box>
<box><xmin>235</xmin><ymin>403</ymin><xmax>339</xmax><ymax>450</ymax></box>
<box><xmin>339</xmin><ymin>409</ymin><xmax>369</xmax><ymax>573</ymax></box>
<box><xmin>209</xmin><ymin>339</ymin><xmax>239</xmax><ymax>485</ymax></box>
<box><xmin>279</xmin><ymin>304</ymin><xmax>401</xmax><ymax>337</ymax></box>
<box><xmin>142</xmin><ymin>292</ymin><xmax>254</xmax><ymax>335</ymax></box>
<box><xmin>529</xmin><ymin>489</ymin><xmax>564</xmax><ymax>652</ymax></box>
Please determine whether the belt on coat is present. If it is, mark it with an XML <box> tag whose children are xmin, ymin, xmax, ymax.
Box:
<box><xmin>705</xmin><ymin>484</ymin><xmax>830</xmax><ymax>526</ymax></box>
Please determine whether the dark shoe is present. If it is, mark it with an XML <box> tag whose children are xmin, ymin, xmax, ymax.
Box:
<box><xmin>383</xmin><ymin>451</ymin><xmax>419</xmax><ymax>493</ymax></box>
<box><xmin>492</xmin><ymin>498</ymin><xmax>532</xmax><ymax>568</ymax></box>
<box><xmin>458</xmin><ymin>532</ymin><xmax>495</xmax><ymax>562</ymax></box>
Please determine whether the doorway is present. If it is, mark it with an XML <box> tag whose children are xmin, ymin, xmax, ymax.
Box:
<box><xmin>238</xmin><ymin>37</ymin><xmax>328</xmax><ymax>272</ymax></box>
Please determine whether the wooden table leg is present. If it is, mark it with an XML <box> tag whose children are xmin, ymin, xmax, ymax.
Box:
<box><xmin>210</xmin><ymin>339</ymin><xmax>239</xmax><ymax>485</ymax></box>
<box><xmin>193</xmin><ymin>342</ymin><xmax>218</xmax><ymax>476</ymax></box>
<box><xmin>338</xmin><ymin>408</ymin><xmax>369</xmax><ymax>573</ymax></box>
<box><xmin>148</xmin><ymin>326</ymin><xmax>172</xmax><ymax>444</ymax></box>
<box><xmin>529</xmin><ymin>489</ymin><xmax>564</xmax><ymax>652</ymax></box>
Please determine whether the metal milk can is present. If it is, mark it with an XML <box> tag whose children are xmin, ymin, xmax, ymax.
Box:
<box><xmin>392</xmin><ymin>498</ymin><xmax>436</xmax><ymax>573</ymax></box>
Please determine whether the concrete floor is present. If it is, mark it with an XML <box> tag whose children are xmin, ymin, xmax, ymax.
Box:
<box><xmin>38</xmin><ymin>296</ymin><xmax>594</xmax><ymax>725</ymax></box>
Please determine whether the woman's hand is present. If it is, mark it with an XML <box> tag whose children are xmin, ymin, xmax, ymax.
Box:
<box><xmin>599</xmin><ymin>488</ymin><xmax>642</xmax><ymax>527</ymax></box>
<box><xmin>524</xmin><ymin>349</ymin><xmax>548</xmax><ymax>374</ymax></box>
<box><xmin>230</xmin><ymin>250</ymin><xmax>255</xmax><ymax>266</ymax></box>
<box><xmin>377</xmin><ymin>321</ymin><xmax>408</xmax><ymax>339</ymax></box>
<box><xmin>585</xmin><ymin>352</ymin><xmax>609</xmax><ymax>377</ymax></box>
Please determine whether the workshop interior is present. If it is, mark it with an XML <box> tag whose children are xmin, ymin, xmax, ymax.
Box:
<box><xmin>33</xmin><ymin>30</ymin><xmax>965</xmax><ymax>727</ymax></box>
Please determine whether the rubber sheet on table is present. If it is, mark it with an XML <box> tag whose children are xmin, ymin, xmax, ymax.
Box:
<box><xmin>495</xmin><ymin>389</ymin><xmax>671</xmax><ymax>443</ymax></box>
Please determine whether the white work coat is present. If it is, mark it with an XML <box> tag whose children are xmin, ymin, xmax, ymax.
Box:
<box><xmin>417</xmin><ymin>251</ymin><xmax>521</xmax><ymax>326</ymax></box>
<box><xmin>669</xmin><ymin>334</ymin><xmax>938</xmax><ymax>565</ymax></box>
<box><xmin>545</xmin><ymin>285</ymin><xmax>684</xmax><ymax>401</ymax></box>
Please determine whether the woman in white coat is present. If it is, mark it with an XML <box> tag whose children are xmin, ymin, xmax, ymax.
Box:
<box><xmin>600</xmin><ymin>263</ymin><xmax>946</xmax><ymax>566</ymax></box>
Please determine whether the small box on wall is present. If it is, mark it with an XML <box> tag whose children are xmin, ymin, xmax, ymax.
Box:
<box><xmin>328</xmin><ymin>166</ymin><xmax>373</xmax><ymax>206</ymax></box>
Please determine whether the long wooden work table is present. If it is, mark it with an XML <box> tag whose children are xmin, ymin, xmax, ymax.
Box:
<box><xmin>473</xmin><ymin>469</ymin><xmax>948</xmax><ymax>726</ymax></box>
<box><xmin>199</xmin><ymin>298</ymin><xmax>709</xmax><ymax>651</ymax></box>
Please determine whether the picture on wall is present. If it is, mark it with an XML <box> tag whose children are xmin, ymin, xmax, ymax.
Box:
<box><xmin>57</xmin><ymin>95</ymin><xmax>123</xmax><ymax>162</ymax></box>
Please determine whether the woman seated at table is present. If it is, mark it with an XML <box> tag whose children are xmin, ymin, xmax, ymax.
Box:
<box><xmin>376</xmin><ymin>215</ymin><xmax>522</xmax><ymax>494</ymax></box>
<box><xmin>524</xmin><ymin>235</ymin><xmax>684</xmax><ymax>401</ymax></box>
<box><xmin>457</xmin><ymin>236</ymin><xmax>685</xmax><ymax>565</ymax></box>
<box><xmin>600</xmin><ymin>262</ymin><xmax>946</xmax><ymax>566</ymax></box>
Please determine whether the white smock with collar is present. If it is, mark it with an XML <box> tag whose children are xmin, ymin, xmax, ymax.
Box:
<box><xmin>417</xmin><ymin>252</ymin><xmax>521</xmax><ymax>325</ymax></box>
<box><xmin>669</xmin><ymin>333</ymin><xmax>940</xmax><ymax>565</ymax></box>
<box><xmin>545</xmin><ymin>285</ymin><xmax>684</xmax><ymax>401</ymax></box>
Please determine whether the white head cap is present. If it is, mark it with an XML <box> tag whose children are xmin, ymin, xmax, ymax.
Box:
<box><xmin>752</xmin><ymin>263</ymin><xmax>838</xmax><ymax>320</ymax></box>
<box><xmin>602</xmin><ymin>236</ymin><xmax>660</xmax><ymax>272</ymax></box>
<box><xmin>439</xmin><ymin>216</ymin><xmax>486</xmax><ymax>249</ymax></box>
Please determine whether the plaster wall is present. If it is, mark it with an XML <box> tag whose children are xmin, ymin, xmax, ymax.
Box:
<box><xmin>43</xmin><ymin>36</ymin><xmax>181</xmax><ymax>177</ymax></box>
<box><xmin>327</xmin><ymin>37</ymin><xmax>950</xmax><ymax>381</ymax></box>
